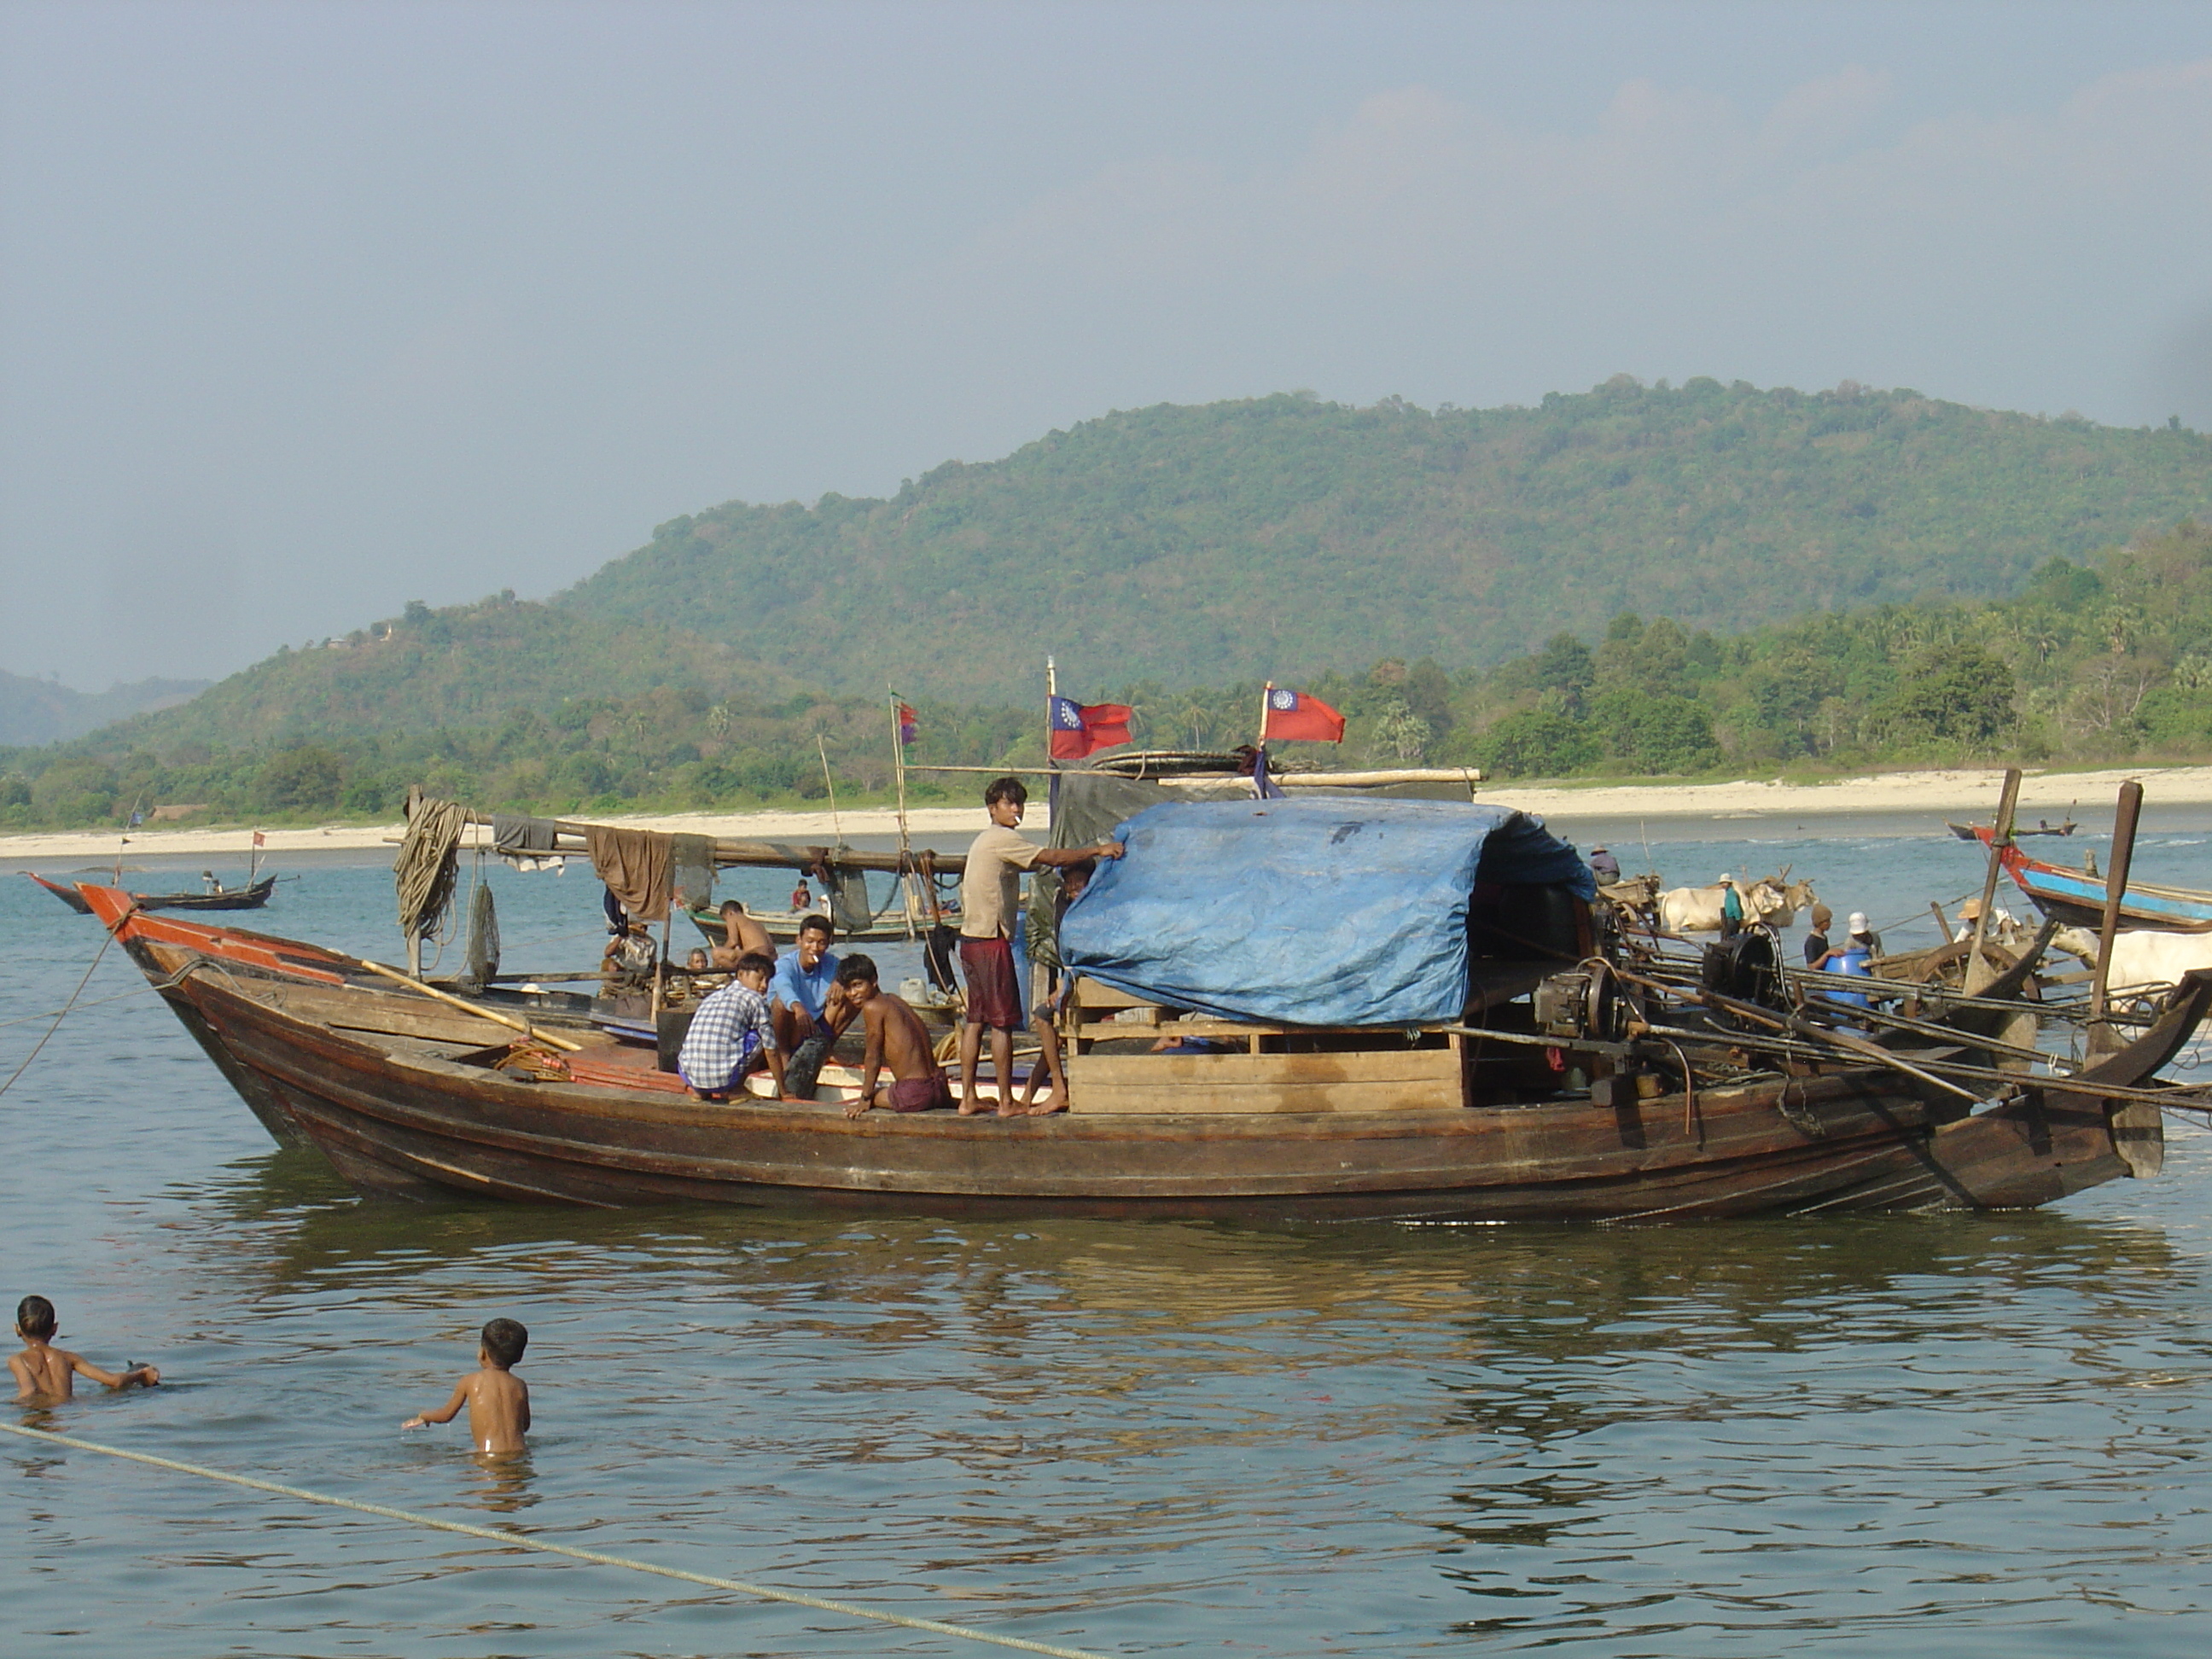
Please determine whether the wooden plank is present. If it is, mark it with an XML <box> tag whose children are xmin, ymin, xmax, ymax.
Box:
<box><xmin>1070</xmin><ymin>1048</ymin><xmax>1459</xmax><ymax>1086</ymax></box>
<box><xmin>1088</xmin><ymin>1016</ymin><xmax>1283</xmax><ymax>1039</ymax></box>
<box><xmin>264</xmin><ymin>986</ymin><xmax>572</xmax><ymax>1049</ymax></box>
<box><xmin>1070</xmin><ymin>1078</ymin><xmax>1461</xmax><ymax>1115</ymax></box>
<box><xmin>1074</xmin><ymin>980</ymin><xmax>1159</xmax><ymax>1012</ymax></box>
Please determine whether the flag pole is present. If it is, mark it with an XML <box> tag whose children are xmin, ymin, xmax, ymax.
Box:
<box><xmin>889</xmin><ymin>689</ymin><xmax>917</xmax><ymax>939</ymax></box>
<box><xmin>888</xmin><ymin>690</ymin><xmax>911</xmax><ymax>859</ymax></box>
<box><xmin>816</xmin><ymin>732</ymin><xmax>844</xmax><ymax>846</ymax></box>
<box><xmin>1045</xmin><ymin>655</ymin><xmax>1061</xmax><ymax>828</ymax></box>
<box><xmin>1256</xmin><ymin>681</ymin><xmax>1275</xmax><ymax>791</ymax></box>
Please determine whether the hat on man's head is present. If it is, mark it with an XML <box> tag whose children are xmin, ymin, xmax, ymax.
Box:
<box><xmin>1959</xmin><ymin>898</ymin><xmax>1984</xmax><ymax>920</ymax></box>
<box><xmin>1717</xmin><ymin>872</ymin><xmax>1734</xmax><ymax>884</ymax></box>
<box><xmin>1847</xmin><ymin>911</ymin><xmax>1871</xmax><ymax>935</ymax></box>
<box><xmin>1591</xmin><ymin>845</ymin><xmax>1607</xmax><ymax>853</ymax></box>
<box><xmin>1810</xmin><ymin>904</ymin><xmax>1833</xmax><ymax>927</ymax></box>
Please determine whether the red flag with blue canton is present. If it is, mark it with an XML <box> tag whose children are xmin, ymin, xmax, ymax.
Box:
<box><xmin>1261</xmin><ymin>686</ymin><xmax>1345</xmax><ymax>743</ymax></box>
<box><xmin>1049</xmin><ymin>695</ymin><xmax>1133</xmax><ymax>760</ymax></box>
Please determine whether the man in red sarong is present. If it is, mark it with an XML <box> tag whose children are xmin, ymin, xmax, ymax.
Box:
<box><xmin>959</xmin><ymin>776</ymin><xmax>1124</xmax><ymax>1116</ymax></box>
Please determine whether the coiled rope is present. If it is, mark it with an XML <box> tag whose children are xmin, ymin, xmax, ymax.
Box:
<box><xmin>0</xmin><ymin>1421</ymin><xmax>1117</xmax><ymax>1659</ymax></box>
<box><xmin>395</xmin><ymin>794</ymin><xmax>469</xmax><ymax>943</ymax></box>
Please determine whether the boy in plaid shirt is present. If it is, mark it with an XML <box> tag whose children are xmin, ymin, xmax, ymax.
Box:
<box><xmin>678</xmin><ymin>953</ymin><xmax>790</xmax><ymax>1101</ymax></box>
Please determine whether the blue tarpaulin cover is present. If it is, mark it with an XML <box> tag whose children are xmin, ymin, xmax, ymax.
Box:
<box><xmin>1060</xmin><ymin>796</ymin><xmax>1594</xmax><ymax>1027</ymax></box>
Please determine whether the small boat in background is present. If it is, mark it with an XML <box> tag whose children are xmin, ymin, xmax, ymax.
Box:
<box><xmin>23</xmin><ymin>870</ymin><xmax>277</xmax><ymax>913</ymax></box>
<box><xmin>24</xmin><ymin>872</ymin><xmax>94</xmax><ymax>913</ymax></box>
<box><xmin>1948</xmin><ymin>818</ymin><xmax>2075</xmax><ymax>841</ymax></box>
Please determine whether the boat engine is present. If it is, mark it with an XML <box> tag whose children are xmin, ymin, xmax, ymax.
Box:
<box><xmin>1701</xmin><ymin>929</ymin><xmax>1785</xmax><ymax>1018</ymax></box>
<box><xmin>1533</xmin><ymin>963</ymin><xmax>1629</xmax><ymax>1043</ymax></box>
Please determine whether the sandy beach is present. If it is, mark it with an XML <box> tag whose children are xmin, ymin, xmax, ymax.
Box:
<box><xmin>7</xmin><ymin>765</ymin><xmax>2209</xmax><ymax>864</ymax></box>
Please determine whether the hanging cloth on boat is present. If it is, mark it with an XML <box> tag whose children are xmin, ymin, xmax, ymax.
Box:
<box><xmin>587</xmin><ymin>825</ymin><xmax>673</xmax><ymax>923</ymax></box>
<box><xmin>670</xmin><ymin>835</ymin><xmax>715</xmax><ymax>912</ymax></box>
<box><xmin>492</xmin><ymin>813</ymin><xmax>557</xmax><ymax>855</ymax></box>
<box><xmin>395</xmin><ymin>795</ymin><xmax>468</xmax><ymax>942</ymax></box>
<box><xmin>460</xmin><ymin>882</ymin><xmax>501</xmax><ymax>994</ymax></box>
<box><xmin>820</xmin><ymin>861</ymin><xmax>872</xmax><ymax>934</ymax></box>
<box><xmin>492</xmin><ymin>812</ymin><xmax>565</xmax><ymax>872</ymax></box>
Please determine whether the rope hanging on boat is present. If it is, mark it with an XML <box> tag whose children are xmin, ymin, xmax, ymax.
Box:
<box><xmin>0</xmin><ymin>1421</ymin><xmax>1118</xmax><ymax>1659</ymax></box>
<box><xmin>395</xmin><ymin>794</ymin><xmax>469</xmax><ymax>941</ymax></box>
<box><xmin>0</xmin><ymin>927</ymin><xmax>113</xmax><ymax>1101</ymax></box>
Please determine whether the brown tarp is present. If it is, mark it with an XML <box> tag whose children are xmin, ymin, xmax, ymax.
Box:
<box><xmin>588</xmin><ymin>825</ymin><xmax>674</xmax><ymax>923</ymax></box>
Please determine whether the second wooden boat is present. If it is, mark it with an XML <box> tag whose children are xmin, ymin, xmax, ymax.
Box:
<box><xmin>1961</xmin><ymin>824</ymin><xmax>2212</xmax><ymax>932</ymax></box>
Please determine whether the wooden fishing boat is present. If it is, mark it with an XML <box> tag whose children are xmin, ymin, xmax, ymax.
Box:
<box><xmin>1959</xmin><ymin>824</ymin><xmax>2212</xmax><ymax>932</ymax></box>
<box><xmin>1947</xmin><ymin>818</ymin><xmax>2075</xmax><ymax>840</ymax></box>
<box><xmin>26</xmin><ymin>869</ymin><xmax>277</xmax><ymax>914</ymax></box>
<box><xmin>64</xmin><ymin>782</ymin><xmax>2212</xmax><ymax>1220</ymax></box>
<box><xmin>24</xmin><ymin>871</ymin><xmax>95</xmax><ymax>913</ymax></box>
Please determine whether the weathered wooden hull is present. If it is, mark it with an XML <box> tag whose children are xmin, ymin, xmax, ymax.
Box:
<box><xmin>159</xmin><ymin>966</ymin><xmax>2181</xmax><ymax>1220</ymax></box>
<box><xmin>79</xmin><ymin>883</ymin><xmax>2200</xmax><ymax>1220</ymax></box>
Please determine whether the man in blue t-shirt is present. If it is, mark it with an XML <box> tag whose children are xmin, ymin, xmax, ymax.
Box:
<box><xmin>770</xmin><ymin>914</ymin><xmax>841</xmax><ymax>1055</ymax></box>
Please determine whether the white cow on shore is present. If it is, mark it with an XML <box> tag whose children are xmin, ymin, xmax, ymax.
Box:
<box><xmin>1656</xmin><ymin>874</ymin><xmax>1817</xmax><ymax>935</ymax></box>
<box><xmin>2050</xmin><ymin>925</ymin><xmax>2212</xmax><ymax>997</ymax></box>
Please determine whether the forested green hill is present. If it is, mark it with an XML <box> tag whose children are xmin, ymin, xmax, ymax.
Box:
<box><xmin>562</xmin><ymin>382</ymin><xmax>2212</xmax><ymax>701</ymax></box>
<box><xmin>10</xmin><ymin>381</ymin><xmax>2212</xmax><ymax>832</ymax></box>
<box><xmin>0</xmin><ymin>669</ymin><xmax>207</xmax><ymax>747</ymax></box>
<box><xmin>121</xmin><ymin>595</ymin><xmax>785</xmax><ymax>749</ymax></box>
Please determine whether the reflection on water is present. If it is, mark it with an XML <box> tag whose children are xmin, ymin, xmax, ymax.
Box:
<box><xmin>6</xmin><ymin>852</ymin><xmax>2212</xmax><ymax>1653</ymax></box>
<box><xmin>462</xmin><ymin>1449</ymin><xmax>540</xmax><ymax>1515</ymax></box>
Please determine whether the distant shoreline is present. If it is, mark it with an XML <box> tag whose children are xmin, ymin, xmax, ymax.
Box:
<box><xmin>1491</xmin><ymin>764</ymin><xmax>2212</xmax><ymax>826</ymax></box>
<box><xmin>7</xmin><ymin>765</ymin><xmax>2209</xmax><ymax>864</ymax></box>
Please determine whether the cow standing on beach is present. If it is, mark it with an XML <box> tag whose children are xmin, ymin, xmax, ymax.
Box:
<box><xmin>1656</xmin><ymin>874</ymin><xmax>1817</xmax><ymax>936</ymax></box>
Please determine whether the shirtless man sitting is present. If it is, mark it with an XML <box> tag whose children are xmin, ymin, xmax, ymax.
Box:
<box><xmin>835</xmin><ymin>954</ymin><xmax>955</xmax><ymax>1117</ymax></box>
<box><xmin>712</xmin><ymin>899</ymin><xmax>776</xmax><ymax>970</ymax></box>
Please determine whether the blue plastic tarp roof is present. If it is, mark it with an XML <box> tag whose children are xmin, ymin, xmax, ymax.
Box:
<box><xmin>1059</xmin><ymin>796</ymin><xmax>1593</xmax><ymax>1027</ymax></box>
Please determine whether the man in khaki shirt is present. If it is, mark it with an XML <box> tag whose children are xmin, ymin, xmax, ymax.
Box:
<box><xmin>959</xmin><ymin>776</ymin><xmax>1123</xmax><ymax>1115</ymax></box>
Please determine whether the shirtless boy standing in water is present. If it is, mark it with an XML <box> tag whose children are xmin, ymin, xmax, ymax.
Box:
<box><xmin>402</xmin><ymin>1318</ymin><xmax>531</xmax><ymax>1454</ymax></box>
<box><xmin>9</xmin><ymin>1295</ymin><xmax>159</xmax><ymax>1400</ymax></box>
<box><xmin>836</xmin><ymin>954</ymin><xmax>955</xmax><ymax>1116</ymax></box>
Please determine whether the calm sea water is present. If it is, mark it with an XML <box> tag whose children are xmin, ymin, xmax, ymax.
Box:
<box><xmin>6</xmin><ymin>812</ymin><xmax>2212</xmax><ymax>1656</ymax></box>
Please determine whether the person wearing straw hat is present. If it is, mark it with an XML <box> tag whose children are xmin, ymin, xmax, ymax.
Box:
<box><xmin>1717</xmin><ymin>873</ymin><xmax>1744</xmax><ymax>939</ymax></box>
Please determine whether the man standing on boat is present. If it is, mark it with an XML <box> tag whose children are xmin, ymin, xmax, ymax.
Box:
<box><xmin>960</xmin><ymin>777</ymin><xmax>1123</xmax><ymax>1115</ymax></box>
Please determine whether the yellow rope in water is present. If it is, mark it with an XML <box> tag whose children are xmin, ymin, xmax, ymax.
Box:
<box><xmin>0</xmin><ymin>928</ymin><xmax>113</xmax><ymax>1100</ymax></box>
<box><xmin>0</xmin><ymin>1421</ymin><xmax>1117</xmax><ymax>1659</ymax></box>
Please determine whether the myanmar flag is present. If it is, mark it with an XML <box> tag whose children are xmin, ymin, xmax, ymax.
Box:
<box><xmin>1049</xmin><ymin>695</ymin><xmax>1134</xmax><ymax>760</ymax></box>
<box><xmin>1261</xmin><ymin>687</ymin><xmax>1346</xmax><ymax>743</ymax></box>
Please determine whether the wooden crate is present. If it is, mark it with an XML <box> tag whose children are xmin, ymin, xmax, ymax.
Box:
<box><xmin>1067</xmin><ymin>1037</ymin><xmax>1464</xmax><ymax>1115</ymax></box>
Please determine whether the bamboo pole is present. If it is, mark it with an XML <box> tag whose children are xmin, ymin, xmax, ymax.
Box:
<box><xmin>356</xmin><ymin>958</ymin><xmax>584</xmax><ymax>1051</ymax></box>
<box><xmin>1965</xmin><ymin>766</ymin><xmax>2022</xmax><ymax>990</ymax></box>
<box><xmin>2089</xmin><ymin>779</ymin><xmax>2146</xmax><ymax>1052</ymax></box>
<box><xmin>815</xmin><ymin>732</ymin><xmax>843</xmax><ymax>846</ymax></box>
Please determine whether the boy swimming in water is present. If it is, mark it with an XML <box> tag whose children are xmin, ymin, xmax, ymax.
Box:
<box><xmin>401</xmin><ymin>1318</ymin><xmax>532</xmax><ymax>1454</ymax></box>
<box><xmin>9</xmin><ymin>1295</ymin><xmax>160</xmax><ymax>1400</ymax></box>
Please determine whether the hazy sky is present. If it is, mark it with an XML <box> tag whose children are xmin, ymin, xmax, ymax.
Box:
<box><xmin>4</xmin><ymin>1</ymin><xmax>2210</xmax><ymax>690</ymax></box>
